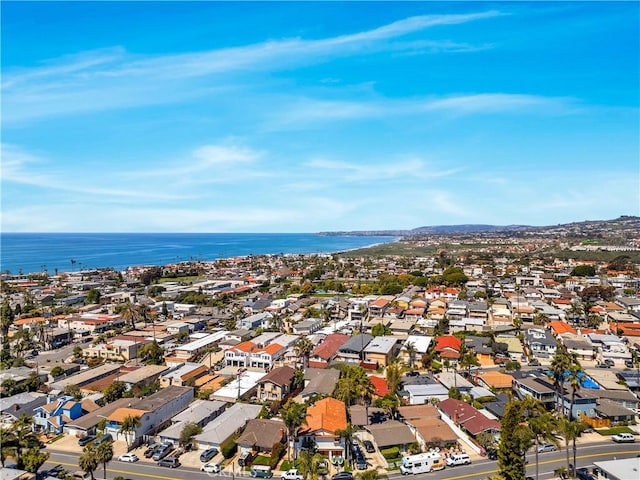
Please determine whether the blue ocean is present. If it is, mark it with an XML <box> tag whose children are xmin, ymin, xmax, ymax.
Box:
<box><xmin>0</xmin><ymin>233</ymin><xmax>396</xmax><ymax>275</ymax></box>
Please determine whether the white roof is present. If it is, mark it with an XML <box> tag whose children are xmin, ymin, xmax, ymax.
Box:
<box><xmin>176</xmin><ymin>331</ymin><xmax>228</xmax><ymax>352</ymax></box>
<box><xmin>195</xmin><ymin>403</ymin><xmax>262</xmax><ymax>445</ymax></box>
<box><xmin>594</xmin><ymin>457</ymin><xmax>640</xmax><ymax>480</ymax></box>
<box><xmin>403</xmin><ymin>336</ymin><xmax>432</xmax><ymax>354</ymax></box>
<box><xmin>363</xmin><ymin>336</ymin><xmax>397</xmax><ymax>354</ymax></box>
<box><xmin>211</xmin><ymin>371</ymin><xmax>265</xmax><ymax>400</ymax></box>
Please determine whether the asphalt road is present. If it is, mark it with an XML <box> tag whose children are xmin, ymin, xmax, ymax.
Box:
<box><xmin>43</xmin><ymin>442</ymin><xmax>640</xmax><ymax>480</ymax></box>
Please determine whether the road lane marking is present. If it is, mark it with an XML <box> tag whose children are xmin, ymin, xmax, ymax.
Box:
<box><xmin>44</xmin><ymin>460</ymin><xmax>192</xmax><ymax>480</ymax></box>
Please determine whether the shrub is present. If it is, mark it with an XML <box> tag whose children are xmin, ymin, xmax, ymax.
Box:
<box><xmin>220</xmin><ymin>438</ymin><xmax>238</xmax><ymax>458</ymax></box>
<box><xmin>269</xmin><ymin>442</ymin><xmax>286</xmax><ymax>469</ymax></box>
<box><xmin>381</xmin><ymin>446</ymin><xmax>400</xmax><ymax>460</ymax></box>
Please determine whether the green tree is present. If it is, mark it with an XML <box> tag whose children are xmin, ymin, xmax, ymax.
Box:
<box><xmin>50</xmin><ymin>366</ymin><xmax>65</xmax><ymax>378</ymax></box>
<box><xmin>497</xmin><ymin>401</ymin><xmax>534</xmax><ymax>480</ymax></box>
<box><xmin>179</xmin><ymin>422</ymin><xmax>202</xmax><ymax>447</ymax></box>
<box><xmin>120</xmin><ymin>415</ymin><xmax>142</xmax><ymax>449</ymax></box>
<box><xmin>550</xmin><ymin>348</ymin><xmax>572</xmax><ymax>414</ymax></box>
<box><xmin>94</xmin><ymin>441</ymin><xmax>114</xmax><ymax>479</ymax></box>
<box><xmin>73</xmin><ymin>345</ymin><xmax>83</xmax><ymax>358</ymax></box>
<box><xmin>86</xmin><ymin>289</ymin><xmax>101</xmax><ymax>305</ymax></box>
<box><xmin>0</xmin><ymin>300</ymin><xmax>14</xmax><ymax>337</ymax></box>
<box><xmin>356</xmin><ymin>471</ymin><xmax>388</xmax><ymax>480</ymax></box>
<box><xmin>102</xmin><ymin>381</ymin><xmax>127</xmax><ymax>403</ymax></box>
<box><xmin>371</xmin><ymin>323</ymin><xmax>391</xmax><ymax>337</ymax></box>
<box><xmin>21</xmin><ymin>447</ymin><xmax>49</xmax><ymax>474</ymax></box>
<box><xmin>12</xmin><ymin>414</ymin><xmax>37</xmax><ymax>469</ymax></box>
<box><xmin>525</xmin><ymin>400</ymin><xmax>559</xmax><ymax>480</ymax></box>
<box><xmin>570</xmin><ymin>265</ymin><xmax>596</xmax><ymax>277</ymax></box>
<box><xmin>378</xmin><ymin>393</ymin><xmax>400</xmax><ymax>420</ymax></box>
<box><xmin>280</xmin><ymin>400</ymin><xmax>307</xmax><ymax>461</ymax></box>
<box><xmin>297</xmin><ymin>449</ymin><xmax>325</xmax><ymax>480</ymax></box>
<box><xmin>63</xmin><ymin>384</ymin><xmax>83</xmax><ymax>401</ymax></box>
<box><xmin>78</xmin><ymin>446</ymin><xmax>99</xmax><ymax>480</ymax></box>
<box><xmin>385</xmin><ymin>360</ymin><xmax>402</xmax><ymax>395</ymax></box>
<box><xmin>335</xmin><ymin>423</ymin><xmax>356</xmax><ymax>463</ymax></box>
<box><xmin>403</xmin><ymin>341</ymin><xmax>417</xmax><ymax>368</ymax></box>
<box><xmin>119</xmin><ymin>303</ymin><xmax>142</xmax><ymax>329</ymax></box>
<box><xmin>0</xmin><ymin>428</ymin><xmax>16</xmax><ymax>468</ymax></box>
<box><xmin>294</xmin><ymin>336</ymin><xmax>314</xmax><ymax>368</ymax></box>
<box><xmin>138</xmin><ymin>341</ymin><xmax>165</xmax><ymax>365</ymax></box>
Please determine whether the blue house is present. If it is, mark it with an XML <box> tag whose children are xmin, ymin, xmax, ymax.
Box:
<box><xmin>34</xmin><ymin>395</ymin><xmax>83</xmax><ymax>434</ymax></box>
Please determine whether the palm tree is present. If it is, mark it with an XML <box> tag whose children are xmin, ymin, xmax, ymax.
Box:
<box><xmin>566</xmin><ymin>362</ymin><xmax>583</xmax><ymax>421</ymax></box>
<box><xmin>95</xmin><ymin>441</ymin><xmax>114</xmax><ymax>478</ymax></box>
<box><xmin>119</xmin><ymin>303</ymin><xmax>142</xmax><ymax>329</ymax></box>
<box><xmin>459</xmin><ymin>347</ymin><xmax>480</xmax><ymax>377</ymax></box>
<box><xmin>295</xmin><ymin>336</ymin><xmax>314</xmax><ymax>369</ymax></box>
<box><xmin>521</xmin><ymin>397</ymin><xmax>558</xmax><ymax>480</ymax></box>
<box><xmin>335</xmin><ymin>423</ymin><xmax>356</xmax><ymax>464</ymax></box>
<box><xmin>404</xmin><ymin>341</ymin><xmax>417</xmax><ymax>368</ymax></box>
<box><xmin>297</xmin><ymin>449</ymin><xmax>325</xmax><ymax>480</ymax></box>
<box><xmin>78</xmin><ymin>446</ymin><xmax>98</xmax><ymax>480</ymax></box>
<box><xmin>120</xmin><ymin>415</ymin><xmax>141</xmax><ymax>449</ymax></box>
<box><xmin>0</xmin><ymin>428</ymin><xmax>16</xmax><ymax>467</ymax></box>
<box><xmin>559</xmin><ymin>418</ymin><xmax>588</xmax><ymax>478</ymax></box>
<box><xmin>280</xmin><ymin>400</ymin><xmax>307</xmax><ymax>461</ymax></box>
<box><xmin>385</xmin><ymin>360</ymin><xmax>402</xmax><ymax>395</ymax></box>
<box><xmin>550</xmin><ymin>347</ymin><xmax>572</xmax><ymax>415</ymax></box>
<box><xmin>12</xmin><ymin>414</ymin><xmax>37</xmax><ymax>469</ymax></box>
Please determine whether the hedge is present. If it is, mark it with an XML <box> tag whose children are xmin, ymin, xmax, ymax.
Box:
<box><xmin>221</xmin><ymin>438</ymin><xmax>238</xmax><ymax>458</ymax></box>
<box><xmin>381</xmin><ymin>446</ymin><xmax>400</xmax><ymax>460</ymax></box>
<box><xmin>269</xmin><ymin>442</ymin><xmax>286</xmax><ymax>469</ymax></box>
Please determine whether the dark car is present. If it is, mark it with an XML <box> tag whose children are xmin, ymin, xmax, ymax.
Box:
<box><xmin>576</xmin><ymin>468</ymin><xmax>595</xmax><ymax>480</ymax></box>
<box><xmin>158</xmin><ymin>456</ymin><xmax>181</xmax><ymax>468</ymax></box>
<box><xmin>528</xmin><ymin>359</ymin><xmax>541</xmax><ymax>367</ymax></box>
<box><xmin>144</xmin><ymin>443</ymin><xmax>161</xmax><ymax>458</ymax></box>
<box><xmin>487</xmin><ymin>449</ymin><xmax>498</xmax><ymax>460</ymax></box>
<box><xmin>603</xmin><ymin>359</ymin><xmax>615</xmax><ymax>367</ymax></box>
<box><xmin>200</xmin><ymin>447</ymin><xmax>218</xmax><ymax>462</ymax></box>
<box><xmin>93</xmin><ymin>433</ymin><xmax>113</xmax><ymax>447</ymax></box>
<box><xmin>78</xmin><ymin>435</ymin><xmax>96</xmax><ymax>447</ymax></box>
<box><xmin>405</xmin><ymin>371</ymin><xmax>420</xmax><ymax>377</ymax></box>
<box><xmin>596</xmin><ymin>362</ymin><xmax>611</xmax><ymax>369</ymax></box>
<box><xmin>362</xmin><ymin>440</ymin><xmax>375</xmax><ymax>453</ymax></box>
<box><xmin>332</xmin><ymin>473</ymin><xmax>353</xmax><ymax>480</ymax></box>
<box><xmin>625</xmin><ymin>359</ymin><xmax>635</xmax><ymax>368</ymax></box>
<box><xmin>152</xmin><ymin>444</ymin><xmax>174</xmax><ymax>461</ymax></box>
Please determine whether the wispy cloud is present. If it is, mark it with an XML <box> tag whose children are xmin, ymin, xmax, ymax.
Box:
<box><xmin>421</xmin><ymin>93</ymin><xmax>581</xmax><ymax>115</ymax></box>
<box><xmin>2</xmin><ymin>11</ymin><xmax>503</xmax><ymax>123</ymax></box>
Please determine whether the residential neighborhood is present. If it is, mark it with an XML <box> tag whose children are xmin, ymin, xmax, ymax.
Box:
<box><xmin>2</xmin><ymin>219</ymin><xmax>640</xmax><ymax>480</ymax></box>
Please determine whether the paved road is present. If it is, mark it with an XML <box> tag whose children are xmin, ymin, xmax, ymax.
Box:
<box><xmin>44</xmin><ymin>442</ymin><xmax>639</xmax><ymax>480</ymax></box>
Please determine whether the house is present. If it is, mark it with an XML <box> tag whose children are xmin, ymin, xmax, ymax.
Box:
<box><xmin>157</xmin><ymin>400</ymin><xmax>227</xmax><ymax>445</ymax></box>
<box><xmin>237</xmin><ymin>312</ymin><xmax>273</xmax><ymax>330</ymax></box>
<box><xmin>298</xmin><ymin>398</ymin><xmax>347</xmax><ymax>460</ymax></box>
<box><xmin>334</xmin><ymin>334</ymin><xmax>373</xmax><ymax>365</ymax></box>
<box><xmin>236</xmin><ymin>418</ymin><xmax>286</xmax><ymax>454</ymax></box>
<box><xmin>105</xmin><ymin>385</ymin><xmax>194</xmax><ymax>445</ymax></box>
<box><xmin>400</xmin><ymin>335</ymin><xmax>432</xmax><ymax>367</ymax></box>
<box><xmin>224</xmin><ymin>341</ymin><xmax>255</xmax><ymax>368</ymax></box>
<box><xmin>256</xmin><ymin>366</ymin><xmax>295</xmax><ymax>402</ymax></box>
<box><xmin>194</xmin><ymin>403</ymin><xmax>263</xmax><ymax>451</ymax></box>
<box><xmin>308</xmin><ymin>334</ymin><xmax>350</xmax><ymax>368</ymax></box>
<box><xmin>364</xmin><ymin>420</ymin><xmax>416</xmax><ymax>451</ymax></box>
<box><xmin>594</xmin><ymin>458</ymin><xmax>640</xmax><ymax>480</ymax></box>
<box><xmin>159</xmin><ymin>363</ymin><xmax>208</xmax><ymax>387</ymax></box>
<box><xmin>524</xmin><ymin>328</ymin><xmax>557</xmax><ymax>358</ymax></box>
<box><xmin>249</xmin><ymin>342</ymin><xmax>287</xmax><ymax>370</ymax></box>
<box><xmin>512</xmin><ymin>376</ymin><xmax>556</xmax><ymax>410</ymax></box>
<box><xmin>63</xmin><ymin>397</ymin><xmax>133</xmax><ymax>438</ymax></box>
<box><xmin>0</xmin><ymin>392</ymin><xmax>47</xmax><ymax>426</ymax></box>
<box><xmin>293</xmin><ymin>318</ymin><xmax>322</xmax><ymax>335</ymax></box>
<box><xmin>402</xmin><ymin>383</ymin><xmax>449</xmax><ymax>405</ymax></box>
<box><xmin>437</xmin><ymin>398</ymin><xmax>501</xmax><ymax>436</ymax></box>
<box><xmin>118</xmin><ymin>365</ymin><xmax>170</xmax><ymax>390</ymax></box>
<box><xmin>33</xmin><ymin>395</ymin><xmax>83</xmax><ymax>434</ymax></box>
<box><xmin>475</xmin><ymin>371</ymin><xmax>514</xmax><ymax>392</ymax></box>
<box><xmin>593</xmin><ymin>399</ymin><xmax>636</xmax><ymax>424</ymax></box>
<box><xmin>408</xmin><ymin>417</ymin><xmax>458</xmax><ymax>449</ymax></box>
<box><xmin>211</xmin><ymin>371</ymin><xmax>265</xmax><ymax>402</ymax></box>
<box><xmin>298</xmin><ymin>368</ymin><xmax>341</xmax><ymax>401</ymax></box>
<box><xmin>434</xmin><ymin>336</ymin><xmax>462</xmax><ymax>360</ymax></box>
<box><xmin>363</xmin><ymin>336</ymin><xmax>398</xmax><ymax>367</ymax></box>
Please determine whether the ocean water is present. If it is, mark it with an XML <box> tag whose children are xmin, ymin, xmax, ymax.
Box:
<box><xmin>0</xmin><ymin>233</ymin><xmax>396</xmax><ymax>275</ymax></box>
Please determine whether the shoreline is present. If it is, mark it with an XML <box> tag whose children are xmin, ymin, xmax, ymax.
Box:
<box><xmin>0</xmin><ymin>232</ymin><xmax>400</xmax><ymax>277</ymax></box>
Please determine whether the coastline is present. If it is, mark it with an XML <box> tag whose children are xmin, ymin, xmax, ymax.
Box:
<box><xmin>0</xmin><ymin>232</ymin><xmax>399</xmax><ymax>276</ymax></box>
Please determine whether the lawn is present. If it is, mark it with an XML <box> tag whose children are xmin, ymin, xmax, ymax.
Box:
<box><xmin>595</xmin><ymin>426</ymin><xmax>636</xmax><ymax>436</ymax></box>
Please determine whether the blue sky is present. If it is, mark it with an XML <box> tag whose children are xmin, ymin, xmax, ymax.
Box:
<box><xmin>2</xmin><ymin>1</ymin><xmax>638</xmax><ymax>233</ymax></box>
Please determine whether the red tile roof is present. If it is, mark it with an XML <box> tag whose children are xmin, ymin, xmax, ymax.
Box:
<box><xmin>369</xmin><ymin>376</ymin><xmax>390</xmax><ymax>396</ymax></box>
<box><xmin>311</xmin><ymin>333</ymin><xmax>350</xmax><ymax>360</ymax></box>
<box><xmin>438</xmin><ymin>398</ymin><xmax>500</xmax><ymax>435</ymax></box>
<box><xmin>435</xmin><ymin>336</ymin><xmax>462</xmax><ymax>352</ymax></box>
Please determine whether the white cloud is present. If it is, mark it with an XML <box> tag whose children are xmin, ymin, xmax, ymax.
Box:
<box><xmin>2</xmin><ymin>11</ymin><xmax>503</xmax><ymax>122</ymax></box>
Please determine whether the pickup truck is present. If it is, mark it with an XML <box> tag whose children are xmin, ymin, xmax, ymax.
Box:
<box><xmin>281</xmin><ymin>469</ymin><xmax>303</xmax><ymax>480</ymax></box>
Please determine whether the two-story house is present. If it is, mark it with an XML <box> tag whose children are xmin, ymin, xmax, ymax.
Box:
<box><xmin>256</xmin><ymin>366</ymin><xmax>295</xmax><ymax>402</ymax></box>
<box><xmin>33</xmin><ymin>395</ymin><xmax>83</xmax><ymax>434</ymax></box>
<box><xmin>297</xmin><ymin>398</ymin><xmax>347</xmax><ymax>461</ymax></box>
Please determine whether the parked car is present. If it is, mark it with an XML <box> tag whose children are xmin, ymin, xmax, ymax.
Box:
<box><xmin>612</xmin><ymin>433</ymin><xmax>636</xmax><ymax>443</ymax></box>
<box><xmin>144</xmin><ymin>443</ymin><xmax>161</xmax><ymax>458</ymax></box>
<box><xmin>603</xmin><ymin>359</ymin><xmax>615</xmax><ymax>367</ymax></box>
<box><xmin>250</xmin><ymin>466</ymin><xmax>273</xmax><ymax>478</ymax></box>
<box><xmin>537</xmin><ymin>443</ymin><xmax>557</xmax><ymax>453</ymax></box>
<box><xmin>576</xmin><ymin>468</ymin><xmax>595</xmax><ymax>480</ymax></box>
<box><xmin>362</xmin><ymin>440</ymin><xmax>375</xmax><ymax>453</ymax></box>
<box><xmin>487</xmin><ymin>449</ymin><xmax>498</xmax><ymax>460</ymax></box>
<box><xmin>118</xmin><ymin>453</ymin><xmax>139</xmax><ymax>463</ymax></box>
<box><xmin>281</xmin><ymin>470</ymin><xmax>303</xmax><ymax>480</ymax></box>
<box><xmin>152</xmin><ymin>444</ymin><xmax>174</xmax><ymax>461</ymax></box>
<box><xmin>446</xmin><ymin>453</ymin><xmax>471</xmax><ymax>466</ymax></box>
<box><xmin>93</xmin><ymin>434</ymin><xmax>113</xmax><ymax>447</ymax></box>
<box><xmin>331</xmin><ymin>473</ymin><xmax>353</xmax><ymax>480</ymax></box>
<box><xmin>625</xmin><ymin>359</ymin><xmax>635</xmax><ymax>368</ymax></box>
<box><xmin>528</xmin><ymin>359</ymin><xmax>541</xmax><ymax>367</ymax></box>
<box><xmin>201</xmin><ymin>463</ymin><xmax>222</xmax><ymax>473</ymax></box>
<box><xmin>596</xmin><ymin>362</ymin><xmax>611</xmax><ymax>369</ymax></box>
<box><xmin>356</xmin><ymin>455</ymin><xmax>367</xmax><ymax>470</ymax></box>
<box><xmin>158</xmin><ymin>457</ymin><xmax>181</xmax><ymax>468</ymax></box>
<box><xmin>77</xmin><ymin>435</ymin><xmax>95</xmax><ymax>447</ymax></box>
<box><xmin>200</xmin><ymin>448</ymin><xmax>218</xmax><ymax>462</ymax></box>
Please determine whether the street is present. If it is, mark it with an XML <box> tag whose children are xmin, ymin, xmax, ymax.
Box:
<box><xmin>43</xmin><ymin>442</ymin><xmax>640</xmax><ymax>480</ymax></box>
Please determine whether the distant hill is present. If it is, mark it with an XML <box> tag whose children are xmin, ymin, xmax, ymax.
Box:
<box><xmin>318</xmin><ymin>215</ymin><xmax>640</xmax><ymax>237</ymax></box>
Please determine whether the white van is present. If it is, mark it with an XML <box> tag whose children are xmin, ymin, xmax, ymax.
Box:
<box><xmin>446</xmin><ymin>453</ymin><xmax>471</xmax><ymax>466</ymax></box>
<box><xmin>400</xmin><ymin>452</ymin><xmax>443</xmax><ymax>475</ymax></box>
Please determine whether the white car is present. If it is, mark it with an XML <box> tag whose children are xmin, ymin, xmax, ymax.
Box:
<box><xmin>281</xmin><ymin>470</ymin><xmax>303</xmax><ymax>480</ymax></box>
<box><xmin>612</xmin><ymin>433</ymin><xmax>636</xmax><ymax>443</ymax></box>
<box><xmin>201</xmin><ymin>463</ymin><xmax>222</xmax><ymax>473</ymax></box>
<box><xmin>118</xmin><ymin>453</ymin><xmax>139</xmax><ymax>463</ymax></box>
